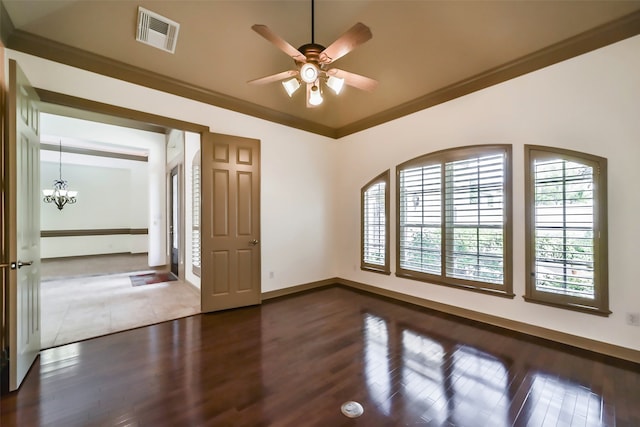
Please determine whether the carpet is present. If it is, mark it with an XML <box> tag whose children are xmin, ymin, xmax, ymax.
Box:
<box><xmin>130</xmin><ymin>272</ymin><xmax>178</xmax><ymax>287</ymax></box>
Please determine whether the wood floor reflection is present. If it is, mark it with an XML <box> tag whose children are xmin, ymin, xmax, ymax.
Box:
<box><xmin>1</xmin><ymin>286</ymin><xmax>638</xmax><ymax>426</ymax></box>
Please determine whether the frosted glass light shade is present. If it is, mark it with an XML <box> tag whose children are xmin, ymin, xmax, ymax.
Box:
<box><xmin>282</xmin><ymin>78</ymin><xmax>301</xmax><ymax>97</ymax></box>
<box><xmin>327</xmin><ymin>76</ymin><xmax>344</xmax><ymax>95</ymax></box>
<box><xmin>308</xmin><ymin>85</ymin><xmax>323</xmax><ymax>106</ymax></box>
<box><xmin>300</xmin><ymin>63</ymin><xmax>319</xmax><ymax>84</ymax></box>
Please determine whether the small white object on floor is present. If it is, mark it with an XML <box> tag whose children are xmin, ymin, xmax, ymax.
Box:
<box><xmin>341</xmin><ymin>401</ymin><xmax>364</xmax><ymax>418</ymax></box>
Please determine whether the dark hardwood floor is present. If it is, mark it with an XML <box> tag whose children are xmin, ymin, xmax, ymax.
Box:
<box><xmin>1</xmin><ymin>286</ymin><xmax>639</xmax><ymax>426</ymax></box>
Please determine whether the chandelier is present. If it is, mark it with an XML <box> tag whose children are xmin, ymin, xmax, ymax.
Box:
<box><xmin>42</xmin><ymin>140</ymin><xmax>78</xmax><ymax>211</ymax></box>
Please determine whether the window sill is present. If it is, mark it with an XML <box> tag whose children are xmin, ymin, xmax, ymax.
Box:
<box><xmin>396</xmin><ymin>271</ymin><xmax>515</xmax><ymax>299</ymax></box>
<box><xmin>361</xmin><ymin>266</ymin><xmax>391</xmax><ymax>275</ymax></box>
<box><xmin>523</xmin><ymin>296</ymin><xmax>611</xmax><ymax>317</ymax></box>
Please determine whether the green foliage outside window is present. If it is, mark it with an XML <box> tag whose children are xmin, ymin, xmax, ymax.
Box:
<box><xmin>533</xmin><ymin>160</ymin><xmax>595</xmax><ymax>299</ymax></box>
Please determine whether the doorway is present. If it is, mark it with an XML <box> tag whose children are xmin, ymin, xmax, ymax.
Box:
<box><xmin>37</xmin><ymin>114</ymin><xmax>201</xmax><ymax>349</ymax></box>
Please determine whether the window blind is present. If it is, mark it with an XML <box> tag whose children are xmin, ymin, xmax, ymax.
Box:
<box><xmin>192</xmin><ymin>164</ymin><xmax>201</xmax><ymax>270</ymax></box>
<box><xmin>399</xmin><ymin>164</ymin><xmax>442</xmax><ymax>275</ymax></box>
<box><xmin>363</xmin><ymin>181</ymin><xmax>386</xmax><ymax>266</ymax></box>
<box><xmin>397</xmin><ymin>146</ymin><xmax>510</xmax><ymax>293</ymax></box>
<box><xmin>445</xmin><ymin>154</ymin><xmax>505</xmax><ymax>285</ymax></box>
<box><xmin>533</xmin><ymin>159</ymin><xmax>595</xmax><ymax>299</ymax></box>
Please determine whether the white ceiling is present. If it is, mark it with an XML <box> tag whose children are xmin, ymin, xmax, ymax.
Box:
<box><xmin>40</xmin><ymin>113</ymin><xmax>159</xmax><ymax>159</ymax></box>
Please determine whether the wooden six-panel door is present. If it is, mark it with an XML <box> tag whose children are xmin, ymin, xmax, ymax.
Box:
<box><xmin>201</xmin><ymin>132</ymin><xmax>260</xmax><ymax>312</ymax></box>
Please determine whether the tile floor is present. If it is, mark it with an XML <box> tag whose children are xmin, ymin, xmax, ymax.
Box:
<box><xmin>41</xmin><ymin>255</ymin><xmax>201</xmax><ymax>349</ymax></box>
<box><xmin>41</xmin><ymin>253</ymin><xmax>151</xmax><ymax>278</ymax></box>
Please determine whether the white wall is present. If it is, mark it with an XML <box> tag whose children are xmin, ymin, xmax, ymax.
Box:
<box><xmin>10</xmin><ymin>33</ymin><xmax>639</xmax><ymax>352</ymax></box>
<box><xmin>6</xmin><ymin>49</ymin><xmax>337</xmax><ymax>292</ymax></box>
<box><xmin>40</xmin><ymin>159</ymin><xmax>148</xmax><ymax>257</ymax></box>
<box><xmin>38</xmin><ymin>113</ymin><xmax>166</xmax><ymax>265</ymax></box>
<box><xmin>334</xmin><ymin>35</ymin><xmax>640</xmax><ymax>352</ymax></box>
<box><xmin>166</xmin><ymin>129</ymin><xmax>184</xmax><ymax>165</ymax></box>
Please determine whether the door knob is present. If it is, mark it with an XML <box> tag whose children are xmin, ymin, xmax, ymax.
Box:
<box><xmin>17</xmin><ymin>261</ymin><xmax>33</xmax><ymax>269</ymax></box>
<box><xmin>250</xmin><ymin>239</ymin><xmax>259</xmax><ymax>246</ymax></box>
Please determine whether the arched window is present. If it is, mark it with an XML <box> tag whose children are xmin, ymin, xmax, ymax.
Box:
<box><xmin>524</xmin><ymin>145</ymin><xmax>609</xmax><ymax>315</ymax></box>
<box><xmin>361</xmin><ymin>170</ymin><xmax>390</xmax><ymax>274</ymax></box>
<box><xmin>396</xmin><ymin>145</ymin><xmax>513</xmax><ymax>296</ymax></box>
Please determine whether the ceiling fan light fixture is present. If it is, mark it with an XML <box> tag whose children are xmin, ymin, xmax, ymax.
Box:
<box><xmin>308</xmin><ymin>84</ymin><xmax>323</xmax><ymax>106</ymax></box>
<box><xmin>300</xmin><ymin>63</ymin><xmax>319</xmax><ymax>84</ymax></box>
<box><xmin>326</xmin><ymin>76</ymin><xmax>345</xmax><ymax>95</ymax></box>
<box><xmin>249</xmin><ymin>1</ymin><xmax>376</xmax><ymax>108</ymax></box>
<box><xmin>282</xmin><ymin>78</ymin><xmax>301</xmax><ymax>97</ymax></box>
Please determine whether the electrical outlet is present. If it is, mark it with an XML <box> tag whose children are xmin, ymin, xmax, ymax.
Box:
<box><xmin>269</xmin><ymin>271</ymin><xmax>274</xmax><ymax>279</ymax></box>
<box><xmin>626</xmin><ymin>312</ymin><xmax>640</xmax><ymax>326</ymax></box>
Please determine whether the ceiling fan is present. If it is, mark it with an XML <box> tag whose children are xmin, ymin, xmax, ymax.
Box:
<box><xmin>248</xmin><ymin>0</ymin><xmax>378</xmax><ymax>108</ymax></box>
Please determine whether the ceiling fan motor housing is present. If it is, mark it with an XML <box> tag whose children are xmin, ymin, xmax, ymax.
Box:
<box><xmin>297</xmin><ymin>43</ymin><xmax>327</xmax><ymax>66</ymax></box>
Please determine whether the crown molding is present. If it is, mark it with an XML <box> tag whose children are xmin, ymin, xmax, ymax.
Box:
<box><xmin>7</xmin><ymin>30</ymin><xmax>337</xmax><ymax>138</ymax></box>
<box><xmin>0</xmin><ymin>1</ymin><xmax>14</xmax><ymax>47</ymax></box>
<box><xmin>336</xmin><ymin>10</ymin><xmax>640</xmax><ymax>138</ymax></box>
<box><xmin>5</xmin><ymin>9</ymin><xmax>640</xmax><ymax>139</ymax></box>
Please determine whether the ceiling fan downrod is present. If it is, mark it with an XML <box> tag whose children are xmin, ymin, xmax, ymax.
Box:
<box><xmin>311</xmin><ymin>0</ymin><xmax>315</xmax><ymax>44</ymax></box>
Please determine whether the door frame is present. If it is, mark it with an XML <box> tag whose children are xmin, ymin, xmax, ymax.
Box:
<box><xmin>168</xmin><ymin>164</ymin><xmax>181</xmax><ymax>278</ymax></box>
<box><xmin>1</xmin><ymin>42</ymin><xmax>8</xmax><ymax>395</ymax></box>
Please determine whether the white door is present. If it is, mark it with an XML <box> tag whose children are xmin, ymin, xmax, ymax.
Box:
<box><xmin>170</xmin><ymin>166</ymin><xmax>179</xmax><ymax>276</ymax></box>
<box><xmin>6</xmin><ymin>59</ymin><xmax>41</xmax><ymax>391</ymax></box>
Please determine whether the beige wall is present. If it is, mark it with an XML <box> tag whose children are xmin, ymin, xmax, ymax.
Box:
<box><xmin>334</xmin><ymin>35</ymin><xmax>640</xmax><ymax>352</ymax></box>
<box><xmin>6</xmin><ymin>34</ymin><xmax>640</xmax><ymax>352</ymax></box>
<box><xmin>5</xmin><ymin>48</ymin><xmax>337</xmax><ymax>293</ymax></box>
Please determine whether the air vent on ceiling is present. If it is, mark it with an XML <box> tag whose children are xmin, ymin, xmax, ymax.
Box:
<box><xmin>136</xmin><ymin>7</ymin><xmax>180</xmax><ymax>54</ymax></box>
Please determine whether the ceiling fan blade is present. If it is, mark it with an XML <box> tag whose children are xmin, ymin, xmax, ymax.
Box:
<box><xmin>319</xmin><ymin>22</ymin><xmax>372</xmax><ymax>64</ymax></box>
<box><xmin>327</xmin><ymin>68</ymin><xmax>378</xmax><ymax>92</ymax></box>
<box><xmin>248</xmin><ymin>70</ymin><xmax>298</xmax><ymax>85</ymax></box>
<box><xmin>252</xmin><ymin>24</ymin><xmax>307</xmax><ymax>63</ymax></box>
